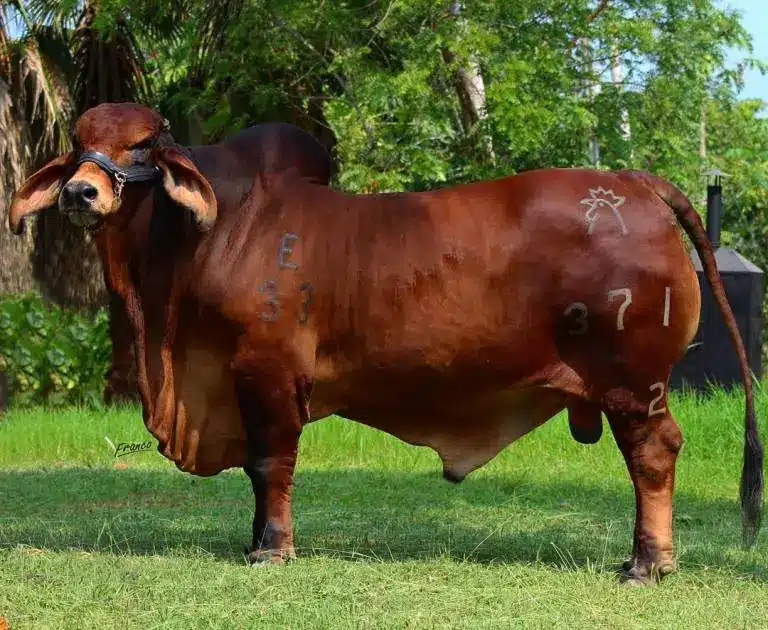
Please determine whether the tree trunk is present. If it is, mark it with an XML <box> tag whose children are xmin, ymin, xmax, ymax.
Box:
<box><xmin>0</xmin><ymin>83</ymin><xmax>36</xmax><ymax>297</ymax></box>
<box><xmin>611</xmin><ymin>46</ymin><xmax>631</xmax><ymax>143</ymax></box>
<box><xmin>580</xmin><ymin>38</ymin><xmax>601</xmax><ymax>168</ymax></box>
<box><xmin>441</xmin><ymin>1</ymin><xmax>494</xmax><ymax>163</ymax></box>
<box><xmin>32</xmin><ymin>208</ymin><xmax>108</xmax><ymax>310</ymax></box>
<box><xmin>0</xmin><ymin>207</ymin><xmax>35</xmax><ymax>296</ymax></box>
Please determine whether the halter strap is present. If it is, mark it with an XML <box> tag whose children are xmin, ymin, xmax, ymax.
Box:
<box><xmin>77</xmin><ymin>150</ymin><xmax>161</xmax><ymax>183</ymax></box>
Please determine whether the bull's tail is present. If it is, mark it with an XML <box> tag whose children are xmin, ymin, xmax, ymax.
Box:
<box><xmin>622</xmin><ymin>169</ymin><xmax>764</xmax><ymax>547</ymax></box>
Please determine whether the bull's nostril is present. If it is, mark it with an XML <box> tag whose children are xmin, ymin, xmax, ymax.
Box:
<box><xmin>61</xmin><ymin>180</ymin><xmax>98</xmax><ymax>207</ymax></box>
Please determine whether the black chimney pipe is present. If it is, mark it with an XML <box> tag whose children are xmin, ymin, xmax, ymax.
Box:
<box><xmin>706</xmin><ymin>181</ymin><xmax>722</xmax><ymax>250</ymax></box>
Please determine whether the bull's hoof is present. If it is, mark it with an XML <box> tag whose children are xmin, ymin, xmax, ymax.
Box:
<box><xmin>243</xmin><ymin>545</ymin><xmax>296</xmax><ymax>567</ymax></box>
<box><xmin>619</xmin><ymin>566</ymin><xmax>653</xmax><ymax>587</ymax></box>
<box><xmin>619</xmin><ymin>558</ymin><xmax>677</xmax><ymax>586</ymax></box>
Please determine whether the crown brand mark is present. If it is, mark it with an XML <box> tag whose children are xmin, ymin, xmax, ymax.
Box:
<box><xmin>580</xmin><ymin>187</ymin><xmax>629</xmax><ymax>236</ymax></box>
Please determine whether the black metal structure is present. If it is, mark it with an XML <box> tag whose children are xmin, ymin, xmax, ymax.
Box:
<box><xmin>670</xmin><ymin>172</ymin><xmax>764</xmax><ymax>391</ymax></box>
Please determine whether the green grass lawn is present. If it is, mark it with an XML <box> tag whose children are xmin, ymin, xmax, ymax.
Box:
<box><xmin>1</xmin><ymin>388</ymin><xmax>768</xmax><ymax>629</ymax></box>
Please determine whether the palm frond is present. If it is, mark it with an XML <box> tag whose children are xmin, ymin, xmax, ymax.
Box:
<box><xmin>0</xmin><ymin>1</ymin><xmax>107</xmax><ymax>305</ymax></box>
<box><xmin>30</xmin><ymin>22</ymin><xmax>76</xmax><ymax>79</ymax></box>
<box><xmin>27</xmin><ymin>0</ymin><xmax>84</xmax><ymax>30</ymax></box>
<box><xmin>16</xmin><ymin>35</ymin><xmax>73</xmax><ymax>162</ymax></box>
<box><xmin>71</xmin><ymin>2</ymin><xmax>150</xmax><ymax>111</ymax></box>
<box><xmin>125</xmin><ymin>0</ymin><xmax>193</xmax><ymax>45</ymax></box>
<box><xmin>0</xmin><ymin>23</ymin><xmax>72</xmax><ymax>204</ymax></box>
<box><xmin>0</xmin><ymin>11</ymin><xmax>11</xmax><ymax>77</ymax></box>
<box><xmin>188</xmin><ymin>0</ymin><xmax>245</xmax><ymax>88</ymax></box>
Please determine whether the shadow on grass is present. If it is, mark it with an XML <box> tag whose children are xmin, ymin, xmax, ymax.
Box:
<box><xmin>0</xmin><ymin>466</ymin><xmax>765</xmax><ymax>580</ymax></box>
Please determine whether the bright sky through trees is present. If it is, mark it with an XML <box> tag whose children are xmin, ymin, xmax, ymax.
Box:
<box><xmin>727</xmin><ymin>0</ymin><xmax>767</xmax><ymax>103</ymax></box>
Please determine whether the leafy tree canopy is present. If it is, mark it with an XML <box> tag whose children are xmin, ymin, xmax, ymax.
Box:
<box><xmin>2</xmin><ymin>0</ymin><xmax>767</xmax><ymax>277</ymax></box>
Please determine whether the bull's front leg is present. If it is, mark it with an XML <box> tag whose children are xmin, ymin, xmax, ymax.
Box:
<box><xmin>234</xmin><ymin>368</ymin><xmax>305</xmax><ymax>566</ymax></box>
<box><xmin>243</xmin><ymin>426</ymin><xmax>300</xmax><ymax>565</ymax></box>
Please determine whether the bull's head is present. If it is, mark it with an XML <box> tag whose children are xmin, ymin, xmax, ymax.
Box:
<box><xmin>8</xmin><ymin>102</ymin><xmax>217</xmax><ymax>234</ymax></box>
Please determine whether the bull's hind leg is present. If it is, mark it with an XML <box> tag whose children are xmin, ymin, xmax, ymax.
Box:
<box><xmin>605</xmin><ymin>400</ymin><xmax>683</xmax><ymax>585</ymax></box>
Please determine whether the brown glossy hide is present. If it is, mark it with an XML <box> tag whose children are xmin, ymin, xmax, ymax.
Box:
<box><xmin>186</xmin><ymin>168</ymin><xmax>699</xmax><ymax>477</ymax></box>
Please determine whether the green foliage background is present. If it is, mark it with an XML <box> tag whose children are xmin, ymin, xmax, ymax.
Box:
<box><xmin>129</xmin><ymin>0</ymin><xmax>766</xmax><ymax>194</ymax></box>
<box><xmin>0</xmin><ymin>296</ymin><xmax>110</xmax><ymax>407</ymax></box>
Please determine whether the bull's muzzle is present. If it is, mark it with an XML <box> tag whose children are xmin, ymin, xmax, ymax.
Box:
<box><xmin>59</xmin><ymin>180</ymin><xmax>103</xmax><ymax>229</ymax></box>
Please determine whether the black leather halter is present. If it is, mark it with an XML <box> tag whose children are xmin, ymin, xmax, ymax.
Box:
<box><xmin>76</xmin><ymin>150</ymin><xmax>161</xmax><ymax>199</ymax></box>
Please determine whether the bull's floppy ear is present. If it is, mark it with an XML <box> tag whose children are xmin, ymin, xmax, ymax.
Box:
<box><xmin>154</xmin><ymin>146</ymin><xmax>217</xmax><ymax>230</ymax></box>
<box><xmin>8</xmin><ymin>152</ymin><xmax>74</xmax><ymax>235</ymax></box>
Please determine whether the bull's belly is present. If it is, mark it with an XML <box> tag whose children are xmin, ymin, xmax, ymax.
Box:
<box><xmin>319</xmin><ymin>386</ymin><xmax>569</xmax><ymax>481</ymax></box>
